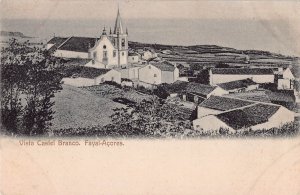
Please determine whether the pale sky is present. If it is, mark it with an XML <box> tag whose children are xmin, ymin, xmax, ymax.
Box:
<box><xmin>1</xmin><ymin>0</ymin><xmax>300</xmax><ymax>20</ymax></box>
<box><xmin>1</xmin><ymin>0</ymin><xmax>300</xmax><ymax>55</ymax></box>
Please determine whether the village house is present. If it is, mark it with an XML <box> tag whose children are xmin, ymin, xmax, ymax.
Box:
<box><xmin>193</xmin><ymin>96</ymin><xmax>295</xmax><ymax>132</ymax></box>
<box><xmin>62</xmin><ymin>66</ymin><xmax>121</xmax><ymax>87</ymax></box>
<box><xmin>138</xmin><ymin>61</ymin><xmax>179</xmax><ymax>86</ymax></box>
<box><xmin>47</xmin><ymin>8</ymin><xmax>129</xmax><ymax>69</ymax></box>
<box><xmin>183</xmin><ymin>83</ymin><xmax>228</xmax><ymax>103</ymax></box>
<box><xmin>209</xmin><ymin>68</ymin><xmax>275</xmax><ymax>85</ymax></box>
<box><xmin>217</xmin><ymin>78</ymin><xmax>259</xmax><ymax>93</ymax></box>
<box><xmin>140</xmin><ymin>50</ymin><xmax>157</xmax><ymax>60</ymax></box>
<box><xmin>275</xmin><ymin>68</ymin><xmax>295</xmax><ymax>90</ymax></box>
<box><xmin>224</xmin><ymin>89</ymin><xmax>296</xmax><ymax>110</ymax></box>
<box><xmin>127</xmin><ymin>52</ymin><xmax>140</xmax><ymax>64</ymax></box>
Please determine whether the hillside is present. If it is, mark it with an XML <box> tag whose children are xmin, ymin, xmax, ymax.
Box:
<box><xmin>129</xmin><ymin>41</ymin><xmax>300</xmax><ymax>77</ymax></box>
<box><xmin>50</xmin><ymin>84</ymin><xmax>124</xmax><ymax>130</ymax></box>
<box><xmin>0</xmin><ymin>30</ymin><xmax>32</xmax><ymax>38</ymax></box>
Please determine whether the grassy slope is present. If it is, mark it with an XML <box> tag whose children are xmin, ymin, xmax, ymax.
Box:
<box><xmin>51</xmin><ymin>84</ymin><xmax>124</xmax><ymax>130</ymax></box>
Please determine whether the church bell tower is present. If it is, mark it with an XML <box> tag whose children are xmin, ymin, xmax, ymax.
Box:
<box><xmin>111</xmin><ymin>7</ymin><xmax>128</xmax><ymax>67</ymax></box>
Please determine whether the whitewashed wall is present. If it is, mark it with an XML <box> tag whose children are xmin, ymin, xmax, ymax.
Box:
<box><xmin>89</xmin><ymin>36</ymin><xmax>118</xmax><ymax>66</ymax></box>
<box><xmin>197</xmin><ymin>106</ymin><xmax>223</xmax><ymax>118</ymax></box>
<box><xmin>208</xmin><ymin>87</ymin><xmax>229</xmax><ymax>98</ymax></box>
<box><xmin>46</xmin><ymin>43</ymin><xmax>54</xmax><ymax>50</ymax></box>
<box><xmin>128</xmin><ymin>55</ymin><xmax>139</xmax><ymax>64</ymax></box>
<box><xmin>193</xmin><ymin>115</ymin><xmax>234</xmax><ymax>132</ymax></box>
<box><xmin>54</xmin><ymin>50</ymin><xmax>89</xmax><ymax>59</ymax></box>
<box><xmin>138</xmin><ymin>65</ymin><xmax>162</xmax><ymax>85</ymax></box>
<box><xmin>95</xmin><ymin>70</ymin><xmax>121</xmax><ymax>84</ymax></box>
<box><xmin>62</xmin><ymin>77</ymin><xmax>95</xmax><ymax>87</ymax></box>
<box><xmin>84</xmin><ymin>60</ymin><xmax>106</xmax><ymax>69</ymax></box>
<box><xmin>251</xmin><ymin>106</ymin><xmax>294</xmax><ymax>130</ymax></box>
<box><xmin>278</xmin><ymin>79</ymin><xmax>293</xmax><ymax>89</ymax></box>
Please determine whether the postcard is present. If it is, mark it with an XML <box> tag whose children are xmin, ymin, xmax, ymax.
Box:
<box><xmin>1</xmin><ymin>0</ymin><xmax>300</xmax><ymax>194</ymax></box>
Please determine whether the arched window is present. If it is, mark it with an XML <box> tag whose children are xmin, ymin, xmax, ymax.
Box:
<box><xmin>122</xmin><ymin>39</ymin><xmax>125</xmax><ymax>47</ymax></box>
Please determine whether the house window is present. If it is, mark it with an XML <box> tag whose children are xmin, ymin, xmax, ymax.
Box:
<box><xmin>154</xmin><ymin>74</ymin><xmax>157</xmax><ymax>77</ymax></box>
<box><xmin>122</xmin><ymin>39</ymin><xmax>125</xmax><ymax>47</ymax></box>
<box><xmin>103</xmin><ymin>45</ymin><xmax>106</xmax><ymax>49</ymax></box>
<box><xmin>101</xmin><ymin>78</ymin><xmax>105</xmax><ymax>83</ymax></box>
<box><xmin>122</xmin><ymin>52</ymin><xmax>124</xmax><ymax>56</ymax></box>
<box><xmin>113</xmin><ymin>50</ymin><xmax>116</xmax><ymax>57</ymax></box>
<box><xmin>93</xmin><ymin>52</ymin><xmax>97</xmax><ymax>59</ymax></box>
<box><xmin>111</xmin><ymin>77</ymin><xmax>114</xmax><ymax>81</ymax></box>
<box><xmin>103</xmin><ymin>51</ymin><xmax>107</xmax><ymax>58</ymax></box>
<box><xmin>132</xmin><ymin>57</ymin><xmax>134</xmax><ymax>60</ymax></box>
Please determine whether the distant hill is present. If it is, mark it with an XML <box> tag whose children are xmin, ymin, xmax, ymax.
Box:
<box><xmin>0</xmin><ymin>31</ymin><xmax>33</xmax><ymax>38</ymax></box>
<box><xmin>129</xmin><ymin>41</ymin><xmax>299</xmax><ymax>77</ymax></box>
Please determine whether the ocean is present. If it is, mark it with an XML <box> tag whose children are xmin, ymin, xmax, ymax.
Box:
<box><xmin>1</xmin><ymin>18</ymin><xmax>298</xmax><ymax>56</ymax></box>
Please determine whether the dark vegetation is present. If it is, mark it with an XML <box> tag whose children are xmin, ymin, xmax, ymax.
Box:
<box><xmin>1</xmin><ymin>39</ymin><xmax>63</xmax><ymax>135</ymax></box>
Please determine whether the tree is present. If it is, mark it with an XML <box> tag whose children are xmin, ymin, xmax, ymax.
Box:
<box><xmin>1</xmin><ymin>38</ymin><xmax>63</xmax><ymax>135</ymax></box>
<box><xmin>106</xmin><ymin>96</ymin><xmax>192</xmax><ymax>138</ymax></box>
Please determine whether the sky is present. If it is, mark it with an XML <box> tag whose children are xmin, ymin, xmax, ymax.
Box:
<box><xmin>1</xmin><ymin>0</ymin><xmax>300</xmax><ymax>20</ymax></box>
<box><xmin>1</xmin><ymin>0</ymin><xmax>300</xmax><ymax>56</ymax></box>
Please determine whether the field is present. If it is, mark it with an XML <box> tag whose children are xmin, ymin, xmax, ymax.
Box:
<box><xmin>50</xmin><ymin>84</ymin><xmax>124</xmax><ymax>130</ymax></box>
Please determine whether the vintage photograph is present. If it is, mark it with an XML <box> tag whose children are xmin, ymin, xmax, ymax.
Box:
<box><xmin>1</xmin><ymin>0</ymin><xmax>299</xmax><ymax>138</ymax></box>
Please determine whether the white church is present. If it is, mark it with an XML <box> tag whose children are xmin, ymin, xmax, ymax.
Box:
<box><xmin>47</xmin><ymin>8</ymin><xmax>129</xmax><ymax>69</ymax></box>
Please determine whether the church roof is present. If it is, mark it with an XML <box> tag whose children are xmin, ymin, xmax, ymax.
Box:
<box><xmin>211</xmin><ymin>68</ymin><xmax>274</xmax><ymax>75</ymax></box>
<box><xmin>47</xmin><ymin>37</ymin><xmax>68</xmax><ymax>45</ymax></box>
<box><xmin>58</xmin><ymin>37</ymin><xmax>98</xmax><ymax>52</ymax></box>
<box><xmin>114</xmin><ymin>8</ymin><xmax>124</xmax><ymax>34</ymax></box>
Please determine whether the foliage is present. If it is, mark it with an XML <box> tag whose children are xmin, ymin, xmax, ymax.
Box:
<box><xmin>1</xmin><ymin>38</ymin><xmax>63</xmax><ymax>135</ymax></box>
<box><xmin>153</xmin><ymin>84</ymin><xmax>169</xmax><ymax>99</ymax></box>
<box><xmin>215</xmin><ymin>62</ymin><xmax>230</xmax><ymax>68</ymax></box>
<box><xmin>194</xmin><ymin>69</ymin><xmax>210</xmax><ymax>84</ymax></box>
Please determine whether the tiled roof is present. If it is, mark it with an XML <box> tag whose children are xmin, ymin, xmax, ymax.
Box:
<box><xmin>224</xmin><ymin>90</ymin><xmax>271</xmax><ymax>103</ymax></box>
<box><xmin>200</xmin><ymin>95</ymin><xmax>254</xmax><ymax>111</ymax></box>
<box><xmin>211</xmin><ymin>68</ymin><xmax>274</xmax><ymax>75</ymax></box>
<box><xmin>58</xmin><ymin>37</ymin><xmax>98</xmax><ymax>52</ymax></box>
<box><xmin>65</xmin><ymin>66</ymin><xmax>111</xmax><ymax>79</ymax></box>
<box><xmin>186</xmin><ymin>83</ymin><xmax>217</xmax><ymax>97</ymax></box>
<box><xmin>163</xmin><ymin>81</ymin><xmax>189</xmax><ymax>94</ymax></box>
<box><xmin>216</xmin><ymin>103</ymin><xmax>280</xmax><ymax>130</ymax></box>
<box><xmin>218</xmin><ymin>78</ymin><xmax>257</xmax><ymax>90</ymax></box>
<box><xmin>225</xmin><ymin>89</ymin><xmax>295</xmax><ymax>103</ymax></box>
<box><xmin>151</xmin><ymin>61</ymin><xmax>176</xmax><ymax>71</ymax></box>
<box><xmin>47</xmin><ymin>37</ymin><xmax>68</xmax><ymax>45</ymax></box>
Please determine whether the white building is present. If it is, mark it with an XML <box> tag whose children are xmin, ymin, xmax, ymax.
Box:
<box><xmin>193</xmin><ymin>96</ymin><xmax>295</xmax><ymax>133</ymax></box>
<box><xmin>210</xmin><ymin>68</ymin><xmax>275</xmax><ymax>85</ymax></box>
<box><xmin>140</xmin><ymin>50</ymin><xmax>157</xmax><ymax>60</ymax></box>
<box><xmin>62</xmin><ymin>66</ymin><xmax>121</xmax><ymax>87</ymax></box>
<box><xmin>276</xmin><ymin>68</ymin><xmax>295</xmax><ymax>90</ymax></box>
<box><xmin>183</xmin><ymin>83</ymin><xmax>228</xmax><ymax>103</ymax></box>
<box><xmin>117</xmin><ymin>66</ymin><xmax>140</xmax><ymax>80</ymax></box>
<box><xmin>47</xmin><ymin>8</ymin><xmax>129</xmax><ymax>68</ymax></box>
<box><xmin>138</xmin><ymin>61</ymin><xmax>179</xmax><ymax>85</ymax></box>
<box><xmin>128</xmin><ymin>52</ymin><xmax>140</xmax><ymax>64</ymax></box>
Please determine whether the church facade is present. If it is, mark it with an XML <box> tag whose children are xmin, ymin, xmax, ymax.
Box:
<box><xmin>46</xmin><ymin>8</ymin><xmax>129</xmax><ymax>69</ymax></box>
